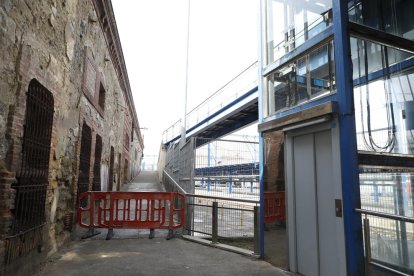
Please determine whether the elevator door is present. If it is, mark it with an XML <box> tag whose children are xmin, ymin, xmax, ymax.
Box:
<box><xmin>285</xmin><ymin>122</ymin><xmax>346</xmax><ymax>276</ymax></box>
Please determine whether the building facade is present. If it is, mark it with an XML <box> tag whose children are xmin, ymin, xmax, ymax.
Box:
<box><xmin>259</xmin><ymin>0</ymin><xmax>414</xmax><ymax>275</ymax></box>
<box><xmin>0</xmin><ymin>0</ymin><xmax>143</xmax><ymax>274</ymax></box>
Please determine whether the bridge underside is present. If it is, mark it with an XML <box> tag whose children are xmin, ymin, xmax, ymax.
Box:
<box><xmin>193</xmin><ymin>100</ymin><xmax>258</xmax><ymax>141</ymax></box>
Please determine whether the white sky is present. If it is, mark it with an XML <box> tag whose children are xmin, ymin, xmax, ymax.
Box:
<box><xmin>112</xmin><ymin>0</ymin><xmax>259</xmax><ymax>156</ymax></box>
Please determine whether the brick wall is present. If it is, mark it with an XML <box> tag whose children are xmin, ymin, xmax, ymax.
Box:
<box><xmin>263</xmin><ymin>131</ymin><xmax>285</xmax><ymax>192</ymax></box>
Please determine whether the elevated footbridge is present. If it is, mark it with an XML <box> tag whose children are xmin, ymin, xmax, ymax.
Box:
<box><xmin>162</xmin><ymin>62</ymin><xmax>259</xmax><ymax>145</ymax></box>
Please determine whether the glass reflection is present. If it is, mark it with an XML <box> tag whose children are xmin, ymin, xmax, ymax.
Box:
<box><xmin>266</xmin><ymin>41</ymin><xmax>335</xmax><ymax>115</ymax></box>
<box><xmin>266</xmin><ymin>0</ymin><xmax>332</xmax><ymax>65</ymax></box>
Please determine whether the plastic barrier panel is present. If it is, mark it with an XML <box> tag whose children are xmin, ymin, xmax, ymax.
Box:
<box><xmin>264</xmin><ymin>191</ymin><xmax>286</xmax><ymax>224</ymax></box>
<box><xmin>78</xmin><ymin>192</ymin><xmax>185</xmax><ymax>230</ymax></box>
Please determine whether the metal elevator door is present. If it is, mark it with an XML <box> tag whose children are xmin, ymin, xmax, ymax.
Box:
<box><xmin>286</xmin><ymin>123</ymin><xmax>346</xmax><ymax>276</ymax></box>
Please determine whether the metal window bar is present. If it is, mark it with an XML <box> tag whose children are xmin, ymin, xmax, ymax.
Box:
<box><xmin>93</xmin><ymin>135</ymin><xmax>102</xmax><ymax>191</ymax></box>
<box><xmin>5</xmin><ymin>79</ymin><xmax>54</xmax><ymax>264</ymax></box>
<box><xmin>78</xmin><ymin>123</ymin><xmax>92</xmax><ymax>206</ymax></box>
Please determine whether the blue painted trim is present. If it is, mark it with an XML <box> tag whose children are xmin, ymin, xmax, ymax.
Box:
<box><xmin>333</xmin><ymin>1</ymin><xmax>365</xmax><ymax>275</ymax></box>
<box><xmin>210</xmin><ymin>112</ymin><xmax>258</xmax><ymax>140</ymax></box>
<box><xmin>353</xmin><ymin>56</ymin><xmax>414</xmax><ymax>86</ymax></box>
<box><xmin>186</xmin><ymin>86</ymin><xmax>258</xmax><ymax>134</ymax></box>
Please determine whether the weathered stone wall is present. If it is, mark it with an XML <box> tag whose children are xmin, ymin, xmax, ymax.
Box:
<box><xmin>0</xmin><ymin>0</ymin><xmax>143</xmax><ymax>274</ymax></box>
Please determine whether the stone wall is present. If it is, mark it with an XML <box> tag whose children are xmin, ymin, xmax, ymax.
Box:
<box><xmin>0</xmin><ymin>0</ymin><xmax>143</xmax><ymax>274</ymax></box>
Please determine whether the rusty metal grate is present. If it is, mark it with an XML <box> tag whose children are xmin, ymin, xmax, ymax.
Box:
<box><xmin>93</xmin><ymin>135</ymin><xmax>102</xmax><ymax>191</ymax></box>
<box><xmin>77</xmin><ymin>123</ymin><xmax>92</xmax><ymax>206</ymax></box>
<box><xmin>6</xmin><ymin>79</ymin><xmax>54</xmax><ymax>264</ymax></box>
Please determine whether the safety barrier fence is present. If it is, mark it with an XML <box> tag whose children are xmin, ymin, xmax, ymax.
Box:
<box><xmin>356</xmin><ymin>208</ymin><xmax>414</xmax><ymax>276</ymax></box>
<box><xmin>78</xmin><ymin>191</ymin><xmax>185</xmax><ymax>231</ymax></box>
<box><xmin>163</xmin><ymin>170</ymin><xmax>260</xmax><ymax>253</ymax></box>
<box><xmin>264</xmin><ymin>191</ymin><xmax>286</xmax><ymax>224</ymax></box>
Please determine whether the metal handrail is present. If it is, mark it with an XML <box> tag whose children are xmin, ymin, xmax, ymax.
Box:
<box><xmin>355</xmin><ymin>208</ymin><xmax>414</xmax><ymax>223</ymax></box>
<box><xmin>356</xmin><ymin>208</ymin><xmax>414</xmax><ymax>276</ymax></box>
<box><xmin>163</xmin><ymin>170</ymin><xmax>259</xmax><ymax>204</ymax></box>
<box><xmin>163</xmin><ymin>170</ymin><xmax>187</xmax><ymax>195</ymax></box>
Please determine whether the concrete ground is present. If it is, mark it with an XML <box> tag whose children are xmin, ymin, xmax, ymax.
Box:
<box><xmin>36</xmin><ymin>171</ymin><xmax>289</xmax><ymax>276</ymax></box>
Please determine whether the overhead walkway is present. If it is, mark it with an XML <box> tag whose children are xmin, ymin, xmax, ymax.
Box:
<box><xmin>162</xmin><ymin>62</ymin><xmax>259</xmax><ymax>145</ymax></box>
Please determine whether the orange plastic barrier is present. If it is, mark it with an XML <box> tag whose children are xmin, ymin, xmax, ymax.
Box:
<box><xmin>264</xmin><ymin>191</ymin><xmax>286</xmax><ymax>224</ymax></box>
<box><xmin>78</xmin><ymin>192</ymin><xmax>185</xmax><ymax>230</ymax></box>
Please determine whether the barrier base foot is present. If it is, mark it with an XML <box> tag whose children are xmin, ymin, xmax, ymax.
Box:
<box><xmin>166</xmin><ymin>229</ymin><xmax>174</xmax><ymax>240</ymax></box>
<box><xmin>149</xmin><ymin>229</ymin><xmax>155</xmax><ymax>239</ymax></box>
<box><xmin>81</xmin><ymin>228</ymin><xmax>101</xmax><ymax>239</ymax></box>
<box><xmin>106</xmin><ymin>228</ymin><xmax>114</xmax><ymax>240</ymax></box>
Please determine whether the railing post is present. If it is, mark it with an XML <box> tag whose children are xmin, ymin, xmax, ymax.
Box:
<box><xmin>185</xmin><ymin>198</ymin><xmax>193</xmax><ymax>236</ymax></box>
<box><xmin>254</xmin><ymin>205</ymin><xmax>260</xmax><ymax>255</ymax></box>
<box><xmin>363</xmin><ymin>215</ymin><xmax>371</xmax><ymax>276</ymax></box>
<box><xmin>212</xmin><ymin>201</ymin><xmax>218</xmax><ymax>244</ymax></box>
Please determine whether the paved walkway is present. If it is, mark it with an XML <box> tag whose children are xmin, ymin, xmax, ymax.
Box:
<box><xmin>35</xmin><ymin>171</ymin><xmax>289</xmax><ymax>276</ymax></box>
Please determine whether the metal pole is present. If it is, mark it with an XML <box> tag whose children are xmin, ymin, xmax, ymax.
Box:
<box><xmin>212</xmin><ymin>201</ymin><xmax>218</xmax><ymax>243</ymax></box>
<box><xmin>180</xmin><ymin>0</ymin><xmax>191</xmax><ymax>147</ymax></box>
<box><xmin>254</xmin><ymin>205</ymin><xmax>260</xmax><ymax>255</ymax></box>
<box><xmin>363</xmin><ymin>215</ymin><xmax>371</xmax><ymax>276</ymax></box>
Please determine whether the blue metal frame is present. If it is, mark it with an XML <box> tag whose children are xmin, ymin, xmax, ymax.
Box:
<box><xmin>333</xmin><ymin>0</ymin><xmax>365</xmax><ymax>274</ymax></box>
<box><xmin>353</xmin><ymin>56</ymin><xmax>414</xmax><ymax>87</ymax></box>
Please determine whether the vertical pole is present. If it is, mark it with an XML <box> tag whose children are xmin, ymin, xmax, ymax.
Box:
<box><xmin>257</xmin><ymin>0</ymin><xmax>267</xmax><ymax>258</ymax></box>
<box><xmin>363</xmin><ymin>216</ymin><xmax>371</xmax><ymax>276</ymax></box>
<box><xmin>207</xmin><ymin>143</ymin><xmax>211</xmax><ymax>192</ymax></box>
<box><xmin>333</xmin><ymin>0</ymin><xmax>365</xmax><ymax>274</ymax></box>
<box><xmin>229</xmin><ymin>176</ymin><xmax>233</xmax><ymax>194</ymax></box>
<box><xmin>250</xmin><ymin>179</ymin><xmax>254</xmax><ymax>193</ymax></box>
<box><xmin>180</xmin><ymin>0</ymin><xmax>191</xmax><ymax>147</ymax></box>
<box><xmin>212</xmin><ymin>201</ymin><xmax>218</xmax><ymax>243</ymax></box>
<box><xmin>254</xmin><ymin>205</ymin><xmax>260</xmax><ymax>255</ymax></box>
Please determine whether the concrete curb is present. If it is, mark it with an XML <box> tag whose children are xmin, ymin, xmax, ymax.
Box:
<box><xmin>182</xmin><ymin>235</ymin><xmax>260</xmax><ymax>259</ymax></box>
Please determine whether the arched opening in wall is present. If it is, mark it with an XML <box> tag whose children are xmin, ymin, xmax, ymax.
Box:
<box><xmin>77</xmin><ymin>122</ymin><xmax>92</xmax><ymax>206</ymax></box>
<box><xmin>108</xmin><ymin>146</ymin><xmax>115</xmax><ymax>191</ymax></box>
<box><xmin>93</xmin><ymin>135</ymin><xmax>102</xmax><ymax>191</ymax></box>
<box><xmin>123</xmin><ymin>158</ymin><xmax>129</xmax><ymax>184</ymax></box>
<box><xmin>5</xmin><ymin>79</ymin><xmax>54</xmax><ymax>265</ymax></box>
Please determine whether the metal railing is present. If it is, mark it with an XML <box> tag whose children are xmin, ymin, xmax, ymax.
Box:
<box><xmin>356</xmin><ymin>208</ymin><xmax>414</xmax><ymax>276</ymax></box>
<box><xmin>162</xmin><ymin>62</ymin><xmax>258</xmax><ymax>144</ymax></box>
<box><xmin>163</xmin><ymin>170</ymin><xmax>260</xmax><ymax>254</ymax></box>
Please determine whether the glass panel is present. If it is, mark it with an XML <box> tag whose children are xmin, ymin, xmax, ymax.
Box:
<box><xmin>266</xmin><ymin>41</ymin><xmax>335</xmax><ymax>116</ymax></box>
<box><xmin>359</xmin><ymin>167</ymin><xmax>414</xmax><ymax>272</ymax></box>
<box><xmin>348</xmin><ymin>0</ymin><xmax>414</xmax><ymax>41</ymax></box>
<box><xmin>351</xmin><ymin>37</ymin><xmax>414</xmax><ymax>155</ymax></box>
<box><xmin>266</xmin><ymin>0</ymin><xmax>332</xmax><ymax>65</ymax></box>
